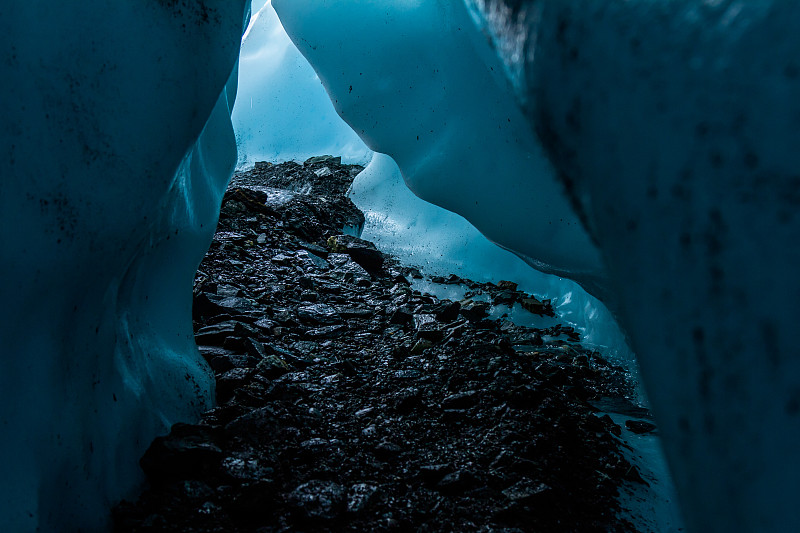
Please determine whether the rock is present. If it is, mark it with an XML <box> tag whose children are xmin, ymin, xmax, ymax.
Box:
<box><xmin>416</xmin><ymin>324</ymin><xmax>444</xmax><ymax>342</ymax></box>
<box><xmin>374</xmin><ymin>441</ymin><xmax>404</xmax><ymax>461</ymax></box>
<box><xmin>314</xmin><ymin>166</ymin><xmax>333</xmax><ymax>177</ymax></box>
<box><xmin>625</xmin><ymin>419</ymin><xmax>658</xmax><ymax>435</ymax></box>
<box><xmin>254</xmin><ymin>317</ymin><xmax>277</xmax><ymax>331</ymax></box>
<box><xmin>442</xmin><ymin>391</ymin><xmax>479</xmax><ymax>410</ymax></box>
<box><xmin>296</xmin><ymin>249</ymin><xmax>330</xmax><ymax>270</ymax></box>
<box><xmin>433</xmin><ymin>301</ymin><xmax>461</xmax><ymax>322</ymax></box>
<box><xmin>139</xmin><ymin>424</ymin><xmax>223</xmax><ymax>483</ymax></box>
<box><xmin>338</xmin><ymin>306</ymin><xmax>375</xmax><ymax>319</ymax></box>
<box><xmin>410</xmin><ymin>339</ymin><xmax>433</xmax><ymax>355</ymax></box>
<box><xmin>460</xmin><ymin>299</ymin><xmax>490</xmax><ymax>321</ymax></box>
<box><xmin>389</xmin><ymin>308</ymin><xmax>414</xmax><ymax>325</ymax></box>
<box><xmin>306</xmin><ymin>324</ymin><xmax>348</xmax><ymax>339</ymax></box>
<box><xmin>217</xmin><ymin>368</ymin><xmax>254</xmax><ymax>400</ymax></box>
<box><xmin>328</xmin><ymin>253</ymin><xmax>371</xmax><ymax>281</ymax></box>
<box><xmin>394</xmin><ymin>388</ymin><xmax>422</xmax><ymax>414</ymax></box>
<box><xmin>209</xmin><ymin>354</ymin><xmax>257</xmax><ymax>373</ymax></box>
<box><xmin>521</xmin><ymin>297</ymin><xmax>549</xmax><ymax>316</ymax></box>
<box><xmin>256</xmin><ymin>353</ymin><xmax>291</xmax><ymax>378</ymax></box>
<box><xmin>216</xmin><ymin>296</ymin><xmax>258</xmax><ymax>313</ymax></box>
<box><xmin>297</xmin><ymin>241</ymin><xmax>329</xmax><ymax>258</ymax></box>
<box><xmin>347</xmin><ymin>483</ymin><xmax>379</xmax><ymax>514</ymax></box>
<box><xmin>222</xmin><ymin>452</ymin><xmax>275</xmax><ymax>481</ymax></box>
<box><xmin>327</xmin><ymin>234</ymin><xmax>385</xmax><ymax>272</ymax></box>
<box><xmin>298</xmin><ymin>303</ymin><xmax>341</xmax><ymax>325</ymax></box>
<box><xmin>497</xmin><ymin>280</ymin><xmax>518</xmax><ymax>291</ymax></box>
<box><xmin>502</xmin><ymin>479</ymin><xmax>552</xmax><ymax>504</ymax></box>
<box><xmin>225</xmin><ymin>406</ymin><xmax>280</xmax><ymax>439</ymax></box>
<box><xmin>413</xmin><ymin>314</ymin><xmax>437</xmax><ymax>330</ymax></box>
<box><xmin>300</xmin><ymin>290</ymin><xmax>319</xmax><ymax>302</ymax></box>
<box><xmin>244</xmin><ymin>338</ymin><xmax>269</xmax><ymax>359</ymax></box>
<box><xmin>197</xmin><ymin>345</ymin><xmax>235</xmax><ymax>363</ymax></box>
<box><xmin>394</xmin><ymin>369</ymin><xmax>422</xmax><ymax>380</ymax></box>
<box><xmin>419</xmin><ymin>464</ymin><xmax>453</xmax><ymax>485</ymax></box>
<box><xmin>119</xmin><ymin>156</ymin><xmax>641</xmax><ymax>532</ymax></box>
<box><xmin>287</xmin><ymin>480</ymin><xmax>346</xmax><ymax>521</ymax></box>
<box><xmin>192</xmin><ymin>292</ymin><xmax>225</xmax><ymax>319</ymax></box>
<box><xmin>304</xmin><ymin>155</ymin><xmax>342</xmax><ymax>166</ymax></box>
<box><xmin>493</xmin><ymin>290</ymin><xmax>518</xmax><ymax>306</ymax></box>
<box><xmin>195</xmin><ymin>321</ymin><xmax>258</xmax><ymax>345</ymax></box>
<box><xmin>354</xmin><ymin>407</ymin><xmax>376</xmax><ymax>418</ymax></box>
<box><xmin>437</xmin><ymin>470</ymin><xmax>479</xmax><ymax>494</ymax></box>
<box><xmin>217</xmin><ymin>284</ymin><xmax>243</xmax><ymax>297</ymax></box>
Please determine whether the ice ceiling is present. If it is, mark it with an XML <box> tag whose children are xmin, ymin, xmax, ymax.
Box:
<box><xmin>2</xmin><ymin>1</ymin><xmax>800</xmax><ymax>531</ymax></box>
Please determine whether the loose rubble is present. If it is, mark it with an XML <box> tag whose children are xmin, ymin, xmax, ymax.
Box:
<box><xmin>113</xmin><ymin>156</ymin><xmax>647</xmax><ymax>532</ymax></box>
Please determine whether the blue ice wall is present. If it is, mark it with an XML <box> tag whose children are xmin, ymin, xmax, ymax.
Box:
<box><xmin>274</xmin><ymin>1</ymin><xmax>800</xmax><ymax>531</ymax></box>
<box><xmin>0</xmin><ymin>2</ymin><xmax>248</xmax><ymax>529</ymax></box>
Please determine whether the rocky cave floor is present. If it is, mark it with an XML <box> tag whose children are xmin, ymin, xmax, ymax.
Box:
<box><xmin>113</xmin><ymin>157</ymin><xmax>655</xmax><ymax>532</ymax></box>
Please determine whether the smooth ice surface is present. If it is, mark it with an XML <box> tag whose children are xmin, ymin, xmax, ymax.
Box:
<box><xmin>0</xmin><ymin>1</ymin><xmax>247</xmax><ymax>529</ymax></box>
<box><xmin>350</xmin><ymin>154</ymin><xmax>631</xmax><ymax>362</ymax></box>
<box><xmin>233</xmin><ymin>1</ymin><xmax>371</xmax><ymax>167</ymax></box>
<box><xmin>272</xmin><ymin>0</ymin><xmax>607</xmax><ymax>298</ymax></box>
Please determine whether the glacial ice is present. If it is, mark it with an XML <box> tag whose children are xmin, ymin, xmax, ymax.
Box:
<box><xmin>0</xmin><ymin>1</ymin><xmax>248</xmax><ymax>530</ymax></box>
<box><xmin>3</xmin><ymin>0</ymin><xmax>799</xmax><ymax>531</ymax></box>
<box><xmin>275</xmin><ymin>1</ymin><xmax>800</xmax><ymax>531</ymax></box>
<box><xmin>233</xmin><ymin>2</ymin><xmax>372</xmax><ymax>167</ymax></box>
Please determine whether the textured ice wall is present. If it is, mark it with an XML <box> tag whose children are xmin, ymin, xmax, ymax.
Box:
<box><xmin>233</xmin><ymin>1</ymin><xmax>372</xmax><ymax>167</ymax></box>
<box><xmin>272</xmin><ymin>0</ymin><xmax>607</xmax><ymax>299</ymax></box>
<box><xmin>276</xmin><ymin>1</ymin><xmax>800</xmax><ymax>531</ymax></box>
<box><xmin>0</xmin><ymin>1</ymin><xmax>248</xmax><ymax>530</ymax></box>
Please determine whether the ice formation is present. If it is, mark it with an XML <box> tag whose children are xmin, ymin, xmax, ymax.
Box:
<box><xmin>272</xmin><ymin>0</ymin><xmax>608</xmax><ymax>299</ymax></box>
<box><xmin>233</xmin><ymin>2</ymin><xmax>371</xmax><ymax>167</ymax></box>
<box><xmin>0</xmin><ymin>2</ymin><xmax>248</xmax><ymax>530</ymax></box>
<box><xmin>274</xmin><ymin>1</ymin><xmax>800</xmax><ymax>532</ymax></box>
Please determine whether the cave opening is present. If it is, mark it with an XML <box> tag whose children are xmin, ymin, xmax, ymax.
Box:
<box><xmin>111</xmin><ymin>2</ymin><xmax>684</xmax><ymax>531</ymax></box>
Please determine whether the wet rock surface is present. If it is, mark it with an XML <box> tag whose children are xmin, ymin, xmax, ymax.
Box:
<box><xmin>113</xmin><ymin>158</ymin><xmax>643</xmax><ymax>532</ymax></box>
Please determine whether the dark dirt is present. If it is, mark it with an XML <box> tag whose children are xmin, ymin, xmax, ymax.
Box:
<box><xmin>113</xmin><ymin>156</ymin><xmax>646</xmax><ymax>532</ymax></box>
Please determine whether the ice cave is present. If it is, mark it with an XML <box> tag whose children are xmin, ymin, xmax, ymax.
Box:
<box><xmin>2</xmin><ymin>0</ymin><xmax>800</xmax><ymax>531</ymax></box>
